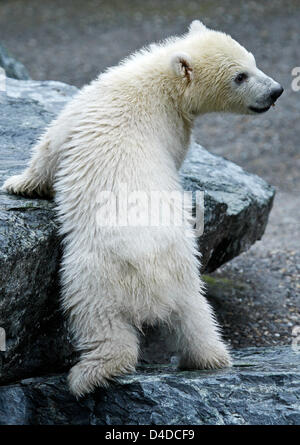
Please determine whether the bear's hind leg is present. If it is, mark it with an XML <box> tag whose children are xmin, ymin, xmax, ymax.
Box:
<box><xmin>67</xmin><ymin>303</ymin><xmax>139</xmax><ymax>398</ymax></box>
<box><xmin>173</xmin><ymin>290</ymin><xmax>232</xmax><ymax>370</ymax></box>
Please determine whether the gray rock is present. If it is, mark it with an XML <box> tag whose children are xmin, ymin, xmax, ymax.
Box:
<box><xmin>181</xmin><ymin>145</ymin><xmax>275</xmax><ymax>272</ymax></box>
<box><xmin>0</xmin><ymin>79</ymin><xmax>77</xmax><ymax>385</ymax></box>
<box><xmin>0</xmin><ymin>347</ymin><xmax>299</xmax><ymax>425</ymax></box>
<box><xmin>0</xmin><ymin>78</ymin><xmax>274</xmax><ymax>385</ymax></box>
<box><xmin>0</xmin><ymin>45</ymin><xmax>30</xmax><ymax>80</ymax></box>
<box><xmin>4</xmin><ymin>78</ymin><xmax>78</xmax><ymax>113</ymax></box>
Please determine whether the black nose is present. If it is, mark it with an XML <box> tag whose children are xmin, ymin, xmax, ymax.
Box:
<box><xmin>270</xmin><ymin>85</ymin><xmax>284</xmax><ymax>102</ymax></box>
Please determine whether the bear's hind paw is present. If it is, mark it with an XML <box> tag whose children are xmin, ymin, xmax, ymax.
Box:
<box><xmin>68</xmin><ymin>360</ymin><xmax>110</xmax><ymax>398</ymax></box>
<box><xmin>179</xmin><ymin>345</ymin><xmax>232</xmax><ymax>371</ymax></box>
<box><xmin>68</xmin><ymin>357</ymin><xmax>136</xmax><ymax>398</ymax></box>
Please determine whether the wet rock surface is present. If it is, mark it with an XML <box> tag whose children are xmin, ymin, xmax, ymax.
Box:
<box><xmin>0</xmin><ymin>78</ymin><xmax>275</xmax><ymax>384</ymax></box>
<box><xmin>0</xmin><ymin>347</ymin><xmax>299</xmax><ymax>425</ymax></box>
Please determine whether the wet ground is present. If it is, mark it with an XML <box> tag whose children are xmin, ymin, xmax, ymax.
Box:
<box><xmin>0</xmin><ymin>0</ymin><xmax>299</xmax><ymax>348</ymax></box>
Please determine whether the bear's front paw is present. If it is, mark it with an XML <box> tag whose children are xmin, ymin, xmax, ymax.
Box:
<box><xmin>2</xmin><ymin>175</ymin><xmax>29</xmax><ymax>196</ymax></box>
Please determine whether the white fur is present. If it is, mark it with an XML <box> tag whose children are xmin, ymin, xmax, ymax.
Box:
<box><xmin>188</xmin><ymin>19</ymin><xmax>208</xmax><ymax>35</ymax></box>
<box><xmin>3</xmin><ymin>22</ymin><xmax>280</xmax><ymax>397</ymax></box>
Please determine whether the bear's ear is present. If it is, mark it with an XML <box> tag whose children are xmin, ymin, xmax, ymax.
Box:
<box><xmin>188</xmin><ymin>20</ymin><xmax>207</xmax><ymax>35</ymax></box>
<box><xmin>171</xmin><ymin>52</ymin><xmax>193</xmax><ymax>82</ymax></box>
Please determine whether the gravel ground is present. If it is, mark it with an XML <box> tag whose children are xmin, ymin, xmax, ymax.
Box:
<box><xmin>0</xmin><ymin>0</ymin><xmax>299</xmax><ymax>349</ymax></box>
<box><xmin>206</xmin><ymin>191</ymin><xmax>300</xmax><ymax>348</ymax></box>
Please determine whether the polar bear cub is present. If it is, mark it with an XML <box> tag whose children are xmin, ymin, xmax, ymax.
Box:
<box><xmin>3</xmin><ymin>21</ymin><xmax>283</xmax><ymax>397</ymax></box>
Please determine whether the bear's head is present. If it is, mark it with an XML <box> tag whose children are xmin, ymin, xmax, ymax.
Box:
<box><xmin>170</xmin><ymin>20</ymin><xmax>283</xmax><ymax>115</ymax></box>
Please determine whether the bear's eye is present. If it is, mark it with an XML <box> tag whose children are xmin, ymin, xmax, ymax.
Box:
<box><xmin>235</xmin><ymin>73</ymin><xmax>248</xmax><ymax>84</ymax></box>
